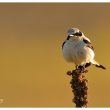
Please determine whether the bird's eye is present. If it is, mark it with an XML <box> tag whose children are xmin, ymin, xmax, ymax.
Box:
<box><xmin>74</xmin><ymin>31</ymin><xmax>82</xmax><ymax>36</ymax></box>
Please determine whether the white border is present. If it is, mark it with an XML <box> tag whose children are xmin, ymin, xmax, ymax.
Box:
<box><xmin>0</xmin><ymin>0</ymin><xmax>110</xmax><ymax>2</ymax></box>
<box><xmin>0</xmin><ymin>1</ymin><xmax>109</xmax><ymax>109</ymax></box>
<box><xmin>0</xmin><ymin>108</ymin><xmax>109</xmax><ymax>109</ymax></box>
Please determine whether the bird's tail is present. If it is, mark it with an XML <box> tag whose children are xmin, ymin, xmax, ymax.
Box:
<box><xmin>91</xmin><ymin>60</ymin><xmax>106</xmax><ymax>70</ymax></box>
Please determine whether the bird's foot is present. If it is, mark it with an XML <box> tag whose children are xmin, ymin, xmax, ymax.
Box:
<box><xmin>77</xmin><ymin>65</ymin><xmax>88</xmax><ymax>73</ymax></box>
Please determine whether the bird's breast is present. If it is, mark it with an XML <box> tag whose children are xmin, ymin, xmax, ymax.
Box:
<box><xmin>62</xmin><ymin>40</ymin><xmax>95</xmax><ymax>65</ymax></box>
<box><xmin>62</xmin><ymin>41</ymin><xmax>78</xmax><ymax>63</ymax></box>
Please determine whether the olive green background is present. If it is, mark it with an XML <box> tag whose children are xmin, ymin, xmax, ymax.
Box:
<box><xmin>0</xmin><ymin>3</ymin><xmax>109</xmax><ymax>107</ymax></box>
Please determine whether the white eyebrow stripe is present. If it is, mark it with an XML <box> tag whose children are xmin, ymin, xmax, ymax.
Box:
<box><xmin>69</xmin><ymin>34</ymin><xmax>74</xmax><ymax>37</ymax></box>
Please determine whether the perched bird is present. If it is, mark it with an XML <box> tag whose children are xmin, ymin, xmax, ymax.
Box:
<box><xmin>62</xmin><ymin>28</ymin><xmax>106</xmax><ymax>70</ymax></box>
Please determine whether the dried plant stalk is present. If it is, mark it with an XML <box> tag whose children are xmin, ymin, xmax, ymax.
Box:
<box><xmin>67</xmin><ymin>68</ymin><xmax>88</xmax><ymax>107</ymax></box>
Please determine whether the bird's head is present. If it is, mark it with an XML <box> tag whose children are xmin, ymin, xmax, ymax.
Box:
<box><xmin>67</xmin><ymin>28</ymin><xmax>83</xmax><ymax>41</ymax></box>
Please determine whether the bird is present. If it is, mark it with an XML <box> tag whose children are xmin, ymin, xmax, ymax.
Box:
<box><xmin>62</xmin><ymin>27</ymin><xmax>106</xmax><ymax>70</ymax></box>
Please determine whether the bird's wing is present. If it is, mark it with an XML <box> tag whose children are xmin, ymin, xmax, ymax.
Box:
<box><xmin>83</xmin><ymin>38</ymin><xmax>94</xmax><ymax>51</ymax></box>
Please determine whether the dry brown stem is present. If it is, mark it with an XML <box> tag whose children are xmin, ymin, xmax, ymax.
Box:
<box><xmin>67</xmin><ymin>68</ymin><xmax>88</xmax><ymax>107</ymax></box>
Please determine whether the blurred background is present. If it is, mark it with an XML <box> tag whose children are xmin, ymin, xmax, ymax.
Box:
<box><xmin>0</xmin><ymin>3</ymin><xmax>109</xmax><ymax>107</ymax></box>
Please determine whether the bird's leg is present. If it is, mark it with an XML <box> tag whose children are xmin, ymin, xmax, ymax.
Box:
<box><xmin>78</xmin><ymin>64</ymin><xmax>88</xmax><ymax>73</ymax></box>
<box><xmin>78</xmin><ymin>65</ymin><xmax>84</xmax><ymax>72</ymax></box>
<box><xmin>85</xmin><ymin>62</ymin><xmax>91</xmax><ymax>68</ymax></box>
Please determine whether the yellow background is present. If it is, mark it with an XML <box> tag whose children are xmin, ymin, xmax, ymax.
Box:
<box><xmin>0</xmin><ymin>3</ymin><xmax>109</xmax><ymax>107</ymax></box>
